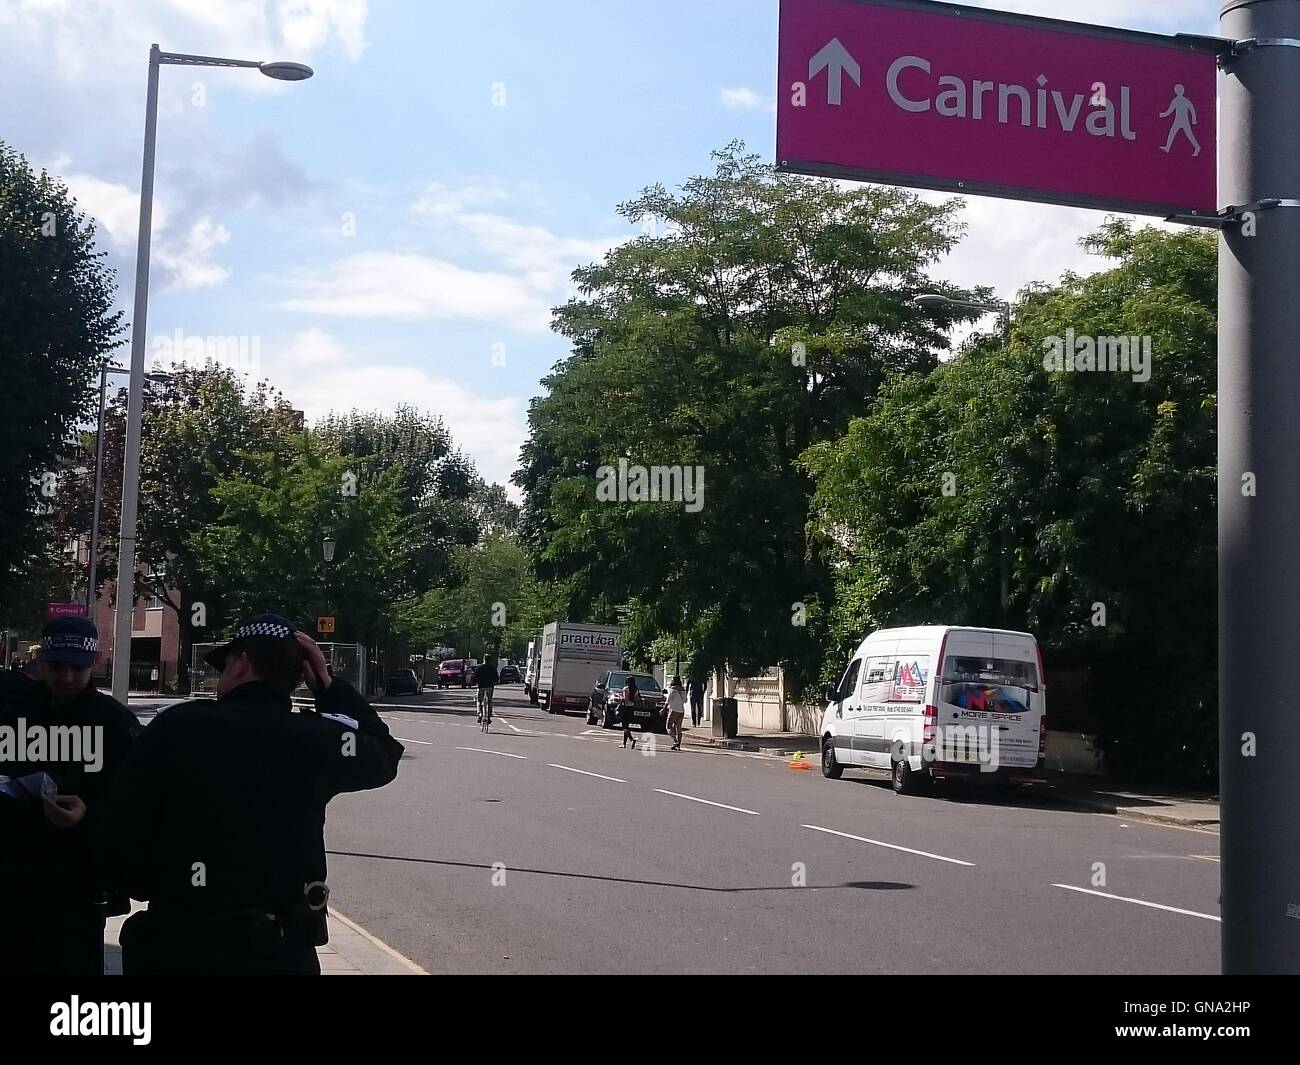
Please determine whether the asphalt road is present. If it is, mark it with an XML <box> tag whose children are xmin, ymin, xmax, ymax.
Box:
<box><xmin>318</xmin><ymin>683</ymin><xmax>1221</xmax><ymax>974</ymax></box>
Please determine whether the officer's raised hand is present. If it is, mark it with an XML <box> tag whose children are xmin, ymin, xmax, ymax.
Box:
<box><xmin>295</xmin><ymin>632</ymin><xmax>332</xmax><ymax>692</ymax></box>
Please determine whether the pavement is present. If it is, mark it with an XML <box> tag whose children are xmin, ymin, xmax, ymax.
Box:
<box><xmin>103</xmin><ymin>903</ymin><xmax>426</xmax><ymax>975</ymax></box>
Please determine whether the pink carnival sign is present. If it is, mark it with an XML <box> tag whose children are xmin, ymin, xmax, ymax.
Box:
<box><xmin>776</xmin><ymin>0</ymin><xmax>1219</xmax><ymax>218</ymax></box>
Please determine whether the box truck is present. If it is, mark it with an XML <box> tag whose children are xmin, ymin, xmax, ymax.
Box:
<box><xmin>537</xmin><ymin>622</ymin><xmax>622</xmax><ymax>716</ymax></box>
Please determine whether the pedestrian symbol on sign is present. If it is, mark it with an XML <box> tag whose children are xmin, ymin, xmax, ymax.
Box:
<box><xmin>1160</xmin><ymin>84</ymin><xmax>1201</xmax><ymax>157</ymax></box>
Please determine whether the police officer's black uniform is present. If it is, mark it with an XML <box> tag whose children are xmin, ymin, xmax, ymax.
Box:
<box><xmin>99</xmin><ymin>614</ymin><xmax>403</xmax><ymax>975</ymax></box>
<box><xmin>0</xmin><ymin>617</ymin><xmax>140</xmax><ymax>974</ymax></box>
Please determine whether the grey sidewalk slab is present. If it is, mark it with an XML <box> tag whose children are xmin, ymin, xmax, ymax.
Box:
<box><xmin>104</xmin><ymin>904</ymin><xmax>426</xmax><ymax>975</ymax></box>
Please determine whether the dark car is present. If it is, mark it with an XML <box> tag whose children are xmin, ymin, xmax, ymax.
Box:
<box><xmin>587</xmin><ymin>671</ymin><xmax>666</xmax><ymax>731</ymax></box>
<box><xmin>498</xmin><ymin>664</ymin><xmax>521</xmax><ymax>683</ymax></box>
<box><xmin>385</xmin><ymin>668</ymin><xmax>421</xmax><ymax>696</ymax></box>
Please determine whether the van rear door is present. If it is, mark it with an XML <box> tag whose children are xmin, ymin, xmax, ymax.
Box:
<box><xmin>936</xmin><ymin>631</ymin><xmax>1042</xmax><ymax>771</ymax></box>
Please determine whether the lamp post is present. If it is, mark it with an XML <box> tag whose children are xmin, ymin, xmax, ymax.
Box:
<box><xmin>111</xmin><ymin>46</ymin><xmax>313</xmax><ymax>703</ymax></box>
<box><xmin>913</xmin><ymin>293</ymin><xmax>1015</xmax><ymax>619</ymax></box>
<box><xmin>87</xmin><ymin>365</ymin><xmax>170</xmax><ymax>612</ymax></box>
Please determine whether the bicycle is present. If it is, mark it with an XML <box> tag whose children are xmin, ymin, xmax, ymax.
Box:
<box><xmin>477</xmin><ymin>686</ymin><xmax>494</xmax><ymax>733</ymax></box>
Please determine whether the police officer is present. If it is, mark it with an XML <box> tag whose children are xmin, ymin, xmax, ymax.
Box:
<box><xmin>0</xmin><ymin>616</ymin><xmax>140</xmax><ymax>974</ymax></box>
<box><xmin>100</xmin><ymin>613</ymin><xmax>403</xmax><ymax>974</ymax></box>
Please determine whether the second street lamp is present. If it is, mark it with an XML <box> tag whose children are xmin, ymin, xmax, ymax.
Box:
<box><xmin>111</xmin><ymin>45</ymin><xmax>313</xmax><ymax>703</ymax></box>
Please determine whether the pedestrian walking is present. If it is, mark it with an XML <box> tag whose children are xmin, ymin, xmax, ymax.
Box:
<box><xmin>476</xmin><ymin>652</ymin><xmax>499</xmax><ymax>725</ymax></box>
<box><xmin>664</xmin><ymin>675</ymin><xmax>687</xmax><ymax>750</ymax></box>
<box><xmin>0</xmin><ymin>616</ymin><xmax>140</xmax><ymax>974</ymax></box>
<box><xmin>99</xmin><ymin>613</ymin><xmax>403</xmax><ymax>975</ymax></box>
<box><xmin>620</xmin><ymin>674</ymin><xmax>639</xmax><ymax>749</ymax></box>
<box><xmin>688</xmin><ymin>674</ymin><xmax>705</xmax><ymax>727</ymax></box>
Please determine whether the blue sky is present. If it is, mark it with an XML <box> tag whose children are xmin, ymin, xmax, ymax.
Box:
<box><xmin>1</xmin><ymin>0</ymin><xmax>1218</xmax><ymax>490</ymax></box>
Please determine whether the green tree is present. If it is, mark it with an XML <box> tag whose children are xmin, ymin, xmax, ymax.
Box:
<box><xmin>516</xmin><ymin>142</ymin><xmax>973</xmax><ymax>692</ymax></box>
<box><xmin>190</xmin><ymin>436</ymin><xmax>411</xmax><ymax>651</ymax></box>
<box><xmin>803</xmin><ymin>220</ymin><xmax>1218</xmax><ymax>785</ymax></box>
<box><xmin>0</xmin><ymin>141</ymin><xmax>124</xmax><ymax>615</ymax></box>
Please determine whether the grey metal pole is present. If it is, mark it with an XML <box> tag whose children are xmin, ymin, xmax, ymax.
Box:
<box><xmin>87</xmin><ymin>364</ymin><xmax>109</xmax><ymax>612</ymax></box>
<box><xmin>1219</xmin><ymin>0</ymin><xmax>1300</xmax><ymax>974</ymax></box>
<box><xmin>111</xmin><ymin>44</ymin><xmax>161</xmax><ymax>704</ymax></box>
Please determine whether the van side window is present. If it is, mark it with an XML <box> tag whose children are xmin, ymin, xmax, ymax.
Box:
<box><xmin>837</xmin><ymin>659</ymin><xmax>863</xmax><ymax>700</ymax></box>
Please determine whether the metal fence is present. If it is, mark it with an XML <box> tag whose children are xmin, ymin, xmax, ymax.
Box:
<box><xmin>190</xmin><ymin>642</ymin><xmax>365</xmax><ymax>699</ymax></box>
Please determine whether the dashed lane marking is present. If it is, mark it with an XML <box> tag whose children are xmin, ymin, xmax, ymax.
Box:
<box><xmin>801</xmin><ymin>824</ymin><xmax>974</xmax><ymax>867</ymax></box>
<box><xmin>1051</xmin><ymin>883</ymin><xmax>1220</xmax><ymax>922</ymax></box>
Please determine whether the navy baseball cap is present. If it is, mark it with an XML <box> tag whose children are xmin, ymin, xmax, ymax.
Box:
<box><xmin>41</xmin><ymin>616</ymin><xmax>99</xmax><ymax>667</ymax></box>
<box><xmin>204</xmin><ymin>613</ymin><xmax>300</xmax><ymax>671</ymax></box>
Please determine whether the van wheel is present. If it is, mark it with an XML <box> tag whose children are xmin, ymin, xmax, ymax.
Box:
<box><xmin>892</xmin><ymin>758</ymin><xmax>916</xmax><ymax>795</ymax></box>
<box><xmin>821</xmin><ymin>738</ymin><xmax>844</xmax><ymax>779</ymax></box>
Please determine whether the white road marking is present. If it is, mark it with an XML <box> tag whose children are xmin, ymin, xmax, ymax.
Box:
<box><xmin>455</xmin><ymin>747</ymin><xmax>526</xmax><ymax>760</ymax></box>
<box><xmin>654</xmin><ymin>789</ymin><xmax>760</xmax><ymax>816</ymax></box>
<box><xmin>547</xmin><ymin>764</ymin><xmax>627</xmax><ymax>783</ymax></box>
<box><xmin>1051</xmin><ymin>884</ymin><xmax>1221</xmax><ymax>922</ymax></box>
<box><xmin>1190</xmin><ymin>854</ymin><xmax>1220</xmax><ymax>863</ymax></box>
<box><xmin>393</xmin><ymin>736</ymin><xmax>434</xmax><ymax>745</ymax></box>
<box><xmin>801</xmin><ymin>824</ymin><xmax>974</xmax><ymax>867</ymax></box>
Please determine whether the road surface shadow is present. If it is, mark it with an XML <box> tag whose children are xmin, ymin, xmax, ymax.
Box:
<box><xmin>326</xmin><ymin>849</ymin><xmax>914</xmax><ymax>893</ymax></box>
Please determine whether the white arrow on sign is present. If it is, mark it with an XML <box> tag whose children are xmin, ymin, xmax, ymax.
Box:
<box><xmin>809</xmin><ymin>37</ymin><xmax>861</xmax><ymax>106</ymax></box>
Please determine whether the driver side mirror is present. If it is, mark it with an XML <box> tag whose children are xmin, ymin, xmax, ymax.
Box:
<box><xmin>822</xmin><ymin>683</ymin><xmax>840</xmax><ymax>703</ymax></box>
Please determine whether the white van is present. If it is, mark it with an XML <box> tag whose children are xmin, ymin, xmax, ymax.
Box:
<box><xmin>819</xmin><ymin>626</ymin><xmax>1045</xmax><ymax>794</ymax></box>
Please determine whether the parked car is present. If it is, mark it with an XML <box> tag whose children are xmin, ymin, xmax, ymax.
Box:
<box><xmin>437</xmin><ymin>659</ymin><xmax>472</xmax><ymax>688</ymax></box>
<box><xmin>587</xmin><ymin>671</ymin><xmax>666</xmax><ymax>731</ymax></box>
<box><xmin>498</xmin><ymin>664</ymin><xmax>521</xmax><ymax>683</ymax></box>
<box><xmin>385</xmin><ymin>668</ymin><xmax>421</xmax><ymax>696</ymax></box>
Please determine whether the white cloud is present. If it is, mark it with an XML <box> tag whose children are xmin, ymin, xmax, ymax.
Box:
<box><xmin>411</xmin><ymin>180</ymin><xmax>516</xmax><ymax>218</ymax></box>
<box><xmin>263</xmin><ymin>329</ymin><xmax>525</xmax><ymax>489</ymax></box>
<box><xmin>60</xmin><ymin>169</ymin><xmax>234</xmax><ymax>291</ymax></box>
<box><xmin>279</xmin><ymin>251</ymin><xmax>557</xmax><ymax>332</ymax></box>
<box><xmin>280</xmin><ymin>183</ymin><xmax>625</xmax><ymax>330</ymax></box>
<box><xmin>719</xmin><ymin>86</ymin><xmax>769</xmax><ymax>111</ymax></box>
<box><xmin>970</xmin><ymin>0</ymin><xmax>1215</xmax><ymax>35</ymax></box>
<box><xmin>0</xmin><ymin>0</ymin><xmax>369</xmax><ymax>91</ymax></box>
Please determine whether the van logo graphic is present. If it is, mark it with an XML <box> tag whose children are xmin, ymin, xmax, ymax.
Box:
<box><xmin>895</xmin><ymin>661</ymin><xmax>924</xmax><ymax>687</ymax></box>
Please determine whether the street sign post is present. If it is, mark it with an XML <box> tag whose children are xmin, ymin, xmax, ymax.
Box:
<box><xmin>1217</xmin><ymin>0</ymin><xmax>1300</xmax><ymax>976</ymax></box>
<box><xmin>777</xmin><ymin>0</ymin><xmax>1220</xmax><ymax>218</ymax></box>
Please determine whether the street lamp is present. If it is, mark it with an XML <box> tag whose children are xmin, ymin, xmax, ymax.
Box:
<box><xmin>111</xmin><ymin>46</ymin><xmax>313</xmax><ymax>703</ymax></box>
<box><xmin>87</xmin><ymin>365</ymin><xmax>170</xmax><ymax>612</ymax></box>
<box><xmin>913</xmin><ymin>292</ymin><xmax>1012</xmax><ymax>340</ymax></box>
<box><xmin>322</xmin><ymin>536</ymin><xmax>337</xmax><ymax>563</ymax></box>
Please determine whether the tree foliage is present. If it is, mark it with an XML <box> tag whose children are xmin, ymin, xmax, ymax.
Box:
<box><xmin>515</xmin><ymin>143</ymin><xmax>973</xmax><ymax>693</ymax></box>
<box><xmin>803</xmin><ymin>220</ymin><xmax>1218</xmax><ymax>784</ymax></box>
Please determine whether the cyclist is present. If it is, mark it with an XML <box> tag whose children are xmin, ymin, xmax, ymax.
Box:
<box><xmin>476</xmin><ymin>653</ymin><xmax>499</xmax><ymax>726</ymax></box>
